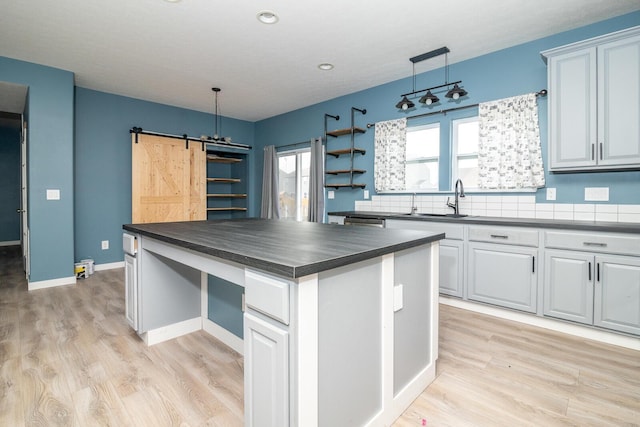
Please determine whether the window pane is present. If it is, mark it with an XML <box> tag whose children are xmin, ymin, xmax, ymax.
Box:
<box><xmin>457</xmin><ymin>157</ymin><xmax>479</xmax><ymax>188</ymax></box>
<box><xmin>405</xmin><ymin>162</ymin><xmax>438</xmax><ymax>190</ymax></box>
<box><xmin>406</xmin><ymin>126</ymin><xmax>439</xmax><ymax>160</ymax></box>
<box><xmin>278</xmin><ymin>154</ymin><xmax>297</xmax><ymax>219</ymax></box>
<box><xmin>456</xmin><ymin>120</ymin><xmax>479</xmax><ymax>155</ymax></box>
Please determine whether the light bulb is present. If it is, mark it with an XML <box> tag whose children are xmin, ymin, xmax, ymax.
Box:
<box><xmin>402</xmin><ymin>104</ymin><xmax>409</xmax><ymax>111</ymax></box>
<box><xmin>452</xmin><ymin>92</ymin><xmax>460</xmax><ymax>100</ymax></box>
<box><xmin>425</xmin><ymin>98</ymin><xmax>432</xmax><ymax>105</ymax></box>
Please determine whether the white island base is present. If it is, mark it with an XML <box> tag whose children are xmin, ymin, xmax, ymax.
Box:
<box><xmin>127</xmin><ymin>233</ymin><xmax>440</xmax><ymax>427</ymax></box>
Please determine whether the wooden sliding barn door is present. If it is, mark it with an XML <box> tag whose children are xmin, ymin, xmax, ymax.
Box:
<box><xmin>132</xmin><ymin>134</ymin><xmax>206</xmax><ymax>223</ymax></box>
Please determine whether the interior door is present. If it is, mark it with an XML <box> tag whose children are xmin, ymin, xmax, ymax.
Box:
<box><xmin>132</xmin><ymin>134</ymin><xmax>206</xmax><ymax>223</ymax></box>
<box><xmin>20</xmin><ymin>119</ymin><xmax>29</xmax><ymax>277</ymax></box>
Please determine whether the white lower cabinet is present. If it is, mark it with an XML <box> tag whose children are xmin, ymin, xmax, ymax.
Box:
<box><xmin>544</xmin><ymin>250</ymin><xmax>594</xmax><ymax>324</ymax></box>
<box><xmin>595</xmin><ymin>255</ymin><xmax>640</xmax><ymax>335</ymax></box>
<box><xmin>244</xmin><ymin>313</ymin><xmax>289</xmax><ymax>427</ymax></box>
<box><xmin>467</xmin><ymin>242</ymin><xmax>538</xmax><ymax>313</ymax></box>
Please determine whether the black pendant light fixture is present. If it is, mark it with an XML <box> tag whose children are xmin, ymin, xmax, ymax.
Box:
<box><xmin>209</xmin><ymin>87</ymin><xmax>231</xmax><ymax>143</ymax></box>
<box><xmin>395</xmin><ymin>47</ymin><xmax>469</xmax><ymax>109</ymax></box>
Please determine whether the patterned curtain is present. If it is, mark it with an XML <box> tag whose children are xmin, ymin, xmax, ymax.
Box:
<box><xmin>374</xmin><ymin>118</ymin><xmax>407</xmax><ymax>192</ymax></box>
<box><xmin>478</xmin><ymin>93</ymin><xmax>545</xmax><ymax>189</ymax></box>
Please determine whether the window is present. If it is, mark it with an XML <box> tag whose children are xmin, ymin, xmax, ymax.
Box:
<box><xmin>452</xmin><ymin>117</ymin><xmax>479</xmax><ymax>190</ymax></box>
<box><xmin>278</xmin><ymin>149</ymin><xmax>310</xmax><ymax>221</ymax></box>
<box><xmin>405</xmin><ymin>124</ymin><xmax>440</xmax><ymax>190</ymax></box>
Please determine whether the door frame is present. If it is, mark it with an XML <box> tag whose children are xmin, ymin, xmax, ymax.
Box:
<box><xmin>20</xmin><ymin>118</ymin><xmax>29</xmax><ymax>278</ymax></box>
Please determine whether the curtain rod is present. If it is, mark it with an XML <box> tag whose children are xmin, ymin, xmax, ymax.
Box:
<box><xmin>275</xmin><ymin>137</ymin><xmax>322</xmax><ymax>151</ymax></box>
<box><xmin>366</xmin><ymin>89</ymin><xmax>547</xmax><ymax>128</ymax></box>
<box><xmin>129</xmin><ymin>127</ymin><xmax>252</xmax><ymax>150</ymax></box>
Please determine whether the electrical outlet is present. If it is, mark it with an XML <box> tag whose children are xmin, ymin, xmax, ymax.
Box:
<box><xmin>101</xmin><ymin>240</ymin><xmax>109</xmax><ymax>250</ymax></box>
<box><xmin>328</xmin><ymin>190</ymin><xmax>335</xmax><ymax>200</ymax></box>
<box><xmin>546</xmin><ymin>188</ymin><xmax>556</xmax><ymax>201</ymax></box>
<box><xmin>364</xmin><ymin>190</ymin><xmax>370</xmax><ymax>199</ymax></box>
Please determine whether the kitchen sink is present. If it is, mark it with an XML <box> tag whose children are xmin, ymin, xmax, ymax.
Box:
<box><xmin>402</xmin><ymin>213</ymin><xmax>468</xmax><ymax>218</ymax></box>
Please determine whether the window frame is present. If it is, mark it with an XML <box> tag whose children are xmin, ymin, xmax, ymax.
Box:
<box><xmin>404</xmin><ymin>122</ymin><xmax>441</xmax><ymax>191</ymax></box>
<box><xmin>451</xmin><ymin>115</ymin><xmax>480</xmax><ymax>191</ymax></box>
<box><xmin>277</xmin><ymin>148</ymin><xmax>310</xmax><ymax>221</ymax></box>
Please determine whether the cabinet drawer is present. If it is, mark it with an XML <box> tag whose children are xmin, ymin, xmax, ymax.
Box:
<box><xmin>385</xmin><ymin>219</ymin><xmax>464</xmax><ymax>240</ymax></box>
<box><xmin>468</xmin><ymin>226</ymin><xmax>539</xmax><ymax>247</ymax></box>
<box><xmin>245</xmin><ymin>270</ymin><xmax>290</xmax><ymax>325</ymax></box>
<box><xmin>545</xmin><ymin>231</ymin><xmax>640</xmax><ymax>256</ymax></box>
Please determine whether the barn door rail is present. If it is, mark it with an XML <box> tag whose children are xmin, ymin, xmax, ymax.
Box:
<box><xmin>130</xmin><ymin>127</ymin><xmax>252</xmax><ymax>150</ymax></box>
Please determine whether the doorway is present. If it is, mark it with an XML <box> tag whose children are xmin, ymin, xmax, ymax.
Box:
<box><xmin>0</xmin><ymin>81</ymin><xmax>29</xmax><ymax>277</ymax></box>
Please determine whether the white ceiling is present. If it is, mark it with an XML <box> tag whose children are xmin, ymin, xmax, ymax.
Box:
<box><xmin>1</xmin><ymin>0</ymin><xmax>639</xmax><ymax>122</ymax></box>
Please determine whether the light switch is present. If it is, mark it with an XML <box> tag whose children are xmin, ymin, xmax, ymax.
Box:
<box><xmin>585</xmin><ymin>187</ymin><xmax>609</xmax><ymax>202</ymax></box>
<box><xmin>328</xmin><ymin>190</ymin><xmax>335</xmax><ymax>200</ymax></box>
<box><xmin>363</xmin><ymin>190</ymin><xmax>370</xmax><ymax>199</ymax></box>
<box><xmin>46</xmin><ymin>189</ymin><xmax>60</xmax><ymax>200</ymax></box>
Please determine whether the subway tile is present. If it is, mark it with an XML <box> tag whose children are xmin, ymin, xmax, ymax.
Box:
<box><xmin>595</xmin><ymin>212</ymin><xmax>617</xmax><ymax>222</ymax></box>
<box><xmin>517</xmin><ymin>211</ymin><xmax>536</xmax><ymax>219</ymax></box>
<box><xmin>618</xmin><ymin>205</ymin><xmax>640</xmax><ymax>214</ymax></box>
<box><xmin>574</xmin><ymin>204</ymin><xmax>595</xmax><ymax>213</ymax></box>
<box><xmin>518</xmin><ymin>203</ymin><xmax>536</xmax><ymax>213</ymax></box>
<box><xmin>502</xmin><ymin>202</ymin><xmax>518</xmax><ymax>211</ymax></box>
<box><xmin>502</xmin><ymin>210</ymin><xmax>518</xmax><ymax>218</ymax></box>
<box><xmin>486</xmin><ymin>208</ymin><xmax>502</xmax><ymax>217</ymax></box>
<box><xmin>471</xmin><ymin>195</ymin><xmax>487</xmax><ymax>203</ymax></box>
<box><xmin>618</xmin><ymin>213</ymin><xmax>640</xmax><ymax>223</ymax></box>
<box><xmin>471</xmin><ymin>207</ymin><xmax>487</xmax><ymax>216</ymax></box>
<box><xmin>574</xmin><ymin>211</ymin><xmax>595</xmax><ymax>221</ymax></box>
<box><xmin>595</xmin><ymin>204</ymin><xmax>618</xmax><ymax>214</ymax></box>
<box><xmin>535</xmin><ymin>203</ymin><xmax>554</xmax><ymax>212</ymax></box>
<box><xmin>554</xmin><ymin>204</ymin><xmax>573</xmax><ymax>212</ymax></box>
<box><xmin>518</xmin><ymin>195</ymin><xmax>536</xmax><ymax>204</ymax></box>
<box><xmin>554</xmin><ymin>211</ymin><xmax>573</xmax><ymax>220</ymax></box>
<box><xmin>486</xmin><ymin>196</ymin><xmax>502</xmax><ymax>203</ymax></box>
<box><xmin>535</xmin><ymin>211</ymin><xmax>554</xmax><ymax>219</ymax></box>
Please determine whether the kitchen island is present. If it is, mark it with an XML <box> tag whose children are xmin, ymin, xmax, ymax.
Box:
<box><xmin>123</xmin><ymin>219</ymin><xmax>444</xmax><ymax>427</ymax></box>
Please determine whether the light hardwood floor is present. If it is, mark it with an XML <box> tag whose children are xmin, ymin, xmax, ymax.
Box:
<box><xmin>1</xmin><ymin>245</ymin><xmax>638</xmax><ymax>426</ymax></box>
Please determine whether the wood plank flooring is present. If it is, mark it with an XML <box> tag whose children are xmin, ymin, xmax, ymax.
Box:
<box><xmin>1</xmin><ymin>245</ymin><xmax>638</xmax><ymax>426</ymax></box>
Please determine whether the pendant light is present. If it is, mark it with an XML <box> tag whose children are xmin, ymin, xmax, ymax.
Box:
<box><xmin>395</xmin><ymin>47</ymin><xmax>469</xmax><ymax>109</ymax></box>
<box><xmin>210</xmin><ymin>87</ymin><xmax>231</xmax><ymax>143</ymax></box>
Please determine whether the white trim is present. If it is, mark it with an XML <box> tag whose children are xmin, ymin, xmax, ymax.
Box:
<box><xmin>140</xmin><ymin>317</ymin><xmax>202</xmax><ymax>346</ymax></box>
<box><xmin>202</xmin><ymin>318</ymin><xmax>244</xmax><ymax>355</ymax></box>
<box><xmin>95</xmin><ymin>261</ymin><xmax>125</xmax><ymax>271</ymax></box>
<box><xmin>295</xmin><ymin>273</ymin><xmax>319</xmax><ymax>427</ymax></box>
<box><xmin>28</xmin><ymin>275</ymin><xmax>76</xmax><ymax>290</ymax></box>
<box><xmin>0</xmin><ymin>240</ymin><xmax>20</xmax><ymax>247</ymax></box>
<box><xmin>440</xmin><ymin>296</ymin><xmax>640</xmax><ymax>351</ymax></box>
<box><xmin>380</xmin><ymin>253</ymin><xmax>395</xmax><ymax>426</ymax></box>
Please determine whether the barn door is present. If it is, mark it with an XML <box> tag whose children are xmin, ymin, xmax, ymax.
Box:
<box><xmin>132</xmin><ymin>134</ymin><xmax>205</xmax><ymax>223</ymax></box>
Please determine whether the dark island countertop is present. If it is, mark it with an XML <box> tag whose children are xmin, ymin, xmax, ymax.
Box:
<box><xmin>123</xmin><ymin>219</ymin><xmax>444</xmax><ymax>279</ymax></box>
<box><xmin>328</xmin><ymin>211</ymin><xmax>640</xmax><ymax>234</ymax></box>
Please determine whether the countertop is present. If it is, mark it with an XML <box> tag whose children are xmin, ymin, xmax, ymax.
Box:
<box><xmin>328</xmin><ymin>211</ymin><xmax>640</xmax><ymax>234</ymax></box>
<box><xmin>123</xmin><ymin>218</ymin><xmax>444</xmax><ymax>278</ymax></box>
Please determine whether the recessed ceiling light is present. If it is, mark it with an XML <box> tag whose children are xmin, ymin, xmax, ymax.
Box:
<box><xmin>257</xmin><ymin>11</ymin><xmax>279</xmax><ymax>24</ymax></box>
<box><xmin>318</xmin><ymin>63</ymin><xmax>334</xmax><ymax>71</ymax></box>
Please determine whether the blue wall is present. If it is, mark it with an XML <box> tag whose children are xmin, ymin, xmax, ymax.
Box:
<box><xmin>0</xmin><ymin>57</ymin><xmax>75</xmax><ymax>282</ymax></box>
<box><xmin>0</xmin><ymin>124</ymin><xmax>21</xmax><ymax>242</ymax></box>
<box><xmin>74</xmin><ymin>88</ymin><xmax>256</xmax><ymax>265</ymax></box>
<box><xmin>254</xmin><ymin>12</ymin><xmax>640</xmax><ymax>211</ymax></box>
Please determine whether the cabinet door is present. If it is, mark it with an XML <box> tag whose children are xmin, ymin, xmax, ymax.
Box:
<box><xmin>594</xmin><ymin>255</ymin><xmax>640</xmax><ymax>335</ymax></box>
<box><xmin>244</xmin><ymin>313</ymin><xmax>289</xmax><ymax>427</ymax></box>
<box><xmin>597</xmin><ymin>34</ymin><xmax>640</xmax><ymax>167</ymax></box>
<box><xmin>439</xmin><ymin>240</ymin><xmax>464</xmax><ymax>298</ymax></box>
<box><xmin>548</xmin><ymin>47</ymin><xmax>597</xmax><ymax>170</ymax></box>
<box><xmin>468</xmin><ymin>243</ymin><xmax>537</xmax><ymax>313</ymax></box>
<box><xmin>543</xmin><ymin>250</ymin><xmax>594</xmax><ymax>324</ymax></box>
<box><xmin>124</xmin><ymin>254</ymin><xmax>138</xmax><ymax>330</ymax></box>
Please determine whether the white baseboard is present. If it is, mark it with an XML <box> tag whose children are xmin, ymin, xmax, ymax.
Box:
<box><xmin>28</xmin><ymin>275</ymin><xmax>76</xmax><ymax>291</ymax></box>
<box><xmin>141</xmin><ymin>317</ymin><xmax>202</xmax><ymax>346</ymax></box>
<box><xmin>0</xmin><ymin>240</ymin><xmax>20</xmax><ymax>247</ymax></box>
<box><xmin>95</xmin><ymin>261</ymin><xmax>125</xmax><ymax>271</ymax></box>
<box><xmin>203</xmin><ymin>318</ymin><xmax>244</xmax><ymax>355</ymax></box>
<box><xmin>440</xmin><ymin>296</ymin><xmax>640</xmax><ymax>351</ymax></box>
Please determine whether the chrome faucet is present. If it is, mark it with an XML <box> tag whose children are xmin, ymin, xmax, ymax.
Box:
<box><xmin>410</xmin><ymin>193</ymin><xmax>418</xmax><ymax>215</ymax></box>
<box><xmin>447</xmin><ymin>179</ymin><xmax>466</xmax><ymax>216</ymax></box>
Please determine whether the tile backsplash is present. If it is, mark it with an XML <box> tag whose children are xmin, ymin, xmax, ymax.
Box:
<box><xmin>354</xmin><ymin>195</ymin><xmax>640</xmax><ymax>223</ymax></box>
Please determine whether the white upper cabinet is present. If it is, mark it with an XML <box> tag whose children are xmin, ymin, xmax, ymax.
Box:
<box><xmin>543</xmin><ymin>26</ymin><xmax>640</xmax><ymax>172</ymax></box>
